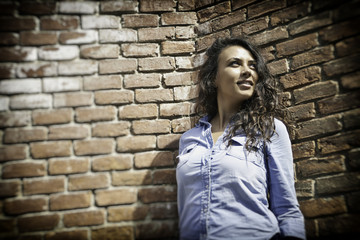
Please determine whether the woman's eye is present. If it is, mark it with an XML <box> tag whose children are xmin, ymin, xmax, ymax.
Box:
<box><xmin>249</xmin><ymin>63</ymin><xmax>256</xmax><ymax>69</ymax></box>
<box><xmin>229</xmin><ymin>61</ymin><xmax>240</xmax><ymax>66</ymax></box>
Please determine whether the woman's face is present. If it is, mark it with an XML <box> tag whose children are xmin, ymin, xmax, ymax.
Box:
<box><xmin>215</xmin><ymin>45</ymin><xmax>259</xmax><ymax>108</ymax></box>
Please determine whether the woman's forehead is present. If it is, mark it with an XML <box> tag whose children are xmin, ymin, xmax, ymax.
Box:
<box><xmin>218</xmin><ymin>45</ymin><xmax>255</xmax><ymax>62</ymax></box>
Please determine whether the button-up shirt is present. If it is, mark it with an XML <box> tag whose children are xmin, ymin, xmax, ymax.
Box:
<box><xmin>176</xmin><ymin>116</ymin><xmax>305</xmax><ymax>240</ymax></box>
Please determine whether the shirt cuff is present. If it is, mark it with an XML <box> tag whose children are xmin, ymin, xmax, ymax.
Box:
<box><xmin>280</xmin><ymin>218</ymin><xmax>306</xmax><ymax>239</ymax></box>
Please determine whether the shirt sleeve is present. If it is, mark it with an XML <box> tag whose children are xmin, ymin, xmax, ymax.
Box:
<box><xmin>266</xmin><ymin>119</ymin><xmax>306</xmax><ymax>239</ymax></box>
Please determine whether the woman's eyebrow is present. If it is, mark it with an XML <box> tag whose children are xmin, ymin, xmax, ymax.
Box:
<box><xmin>226</xmin><ymin>57</ymin><xmax>256</xmax><ymax>63</ymax></box>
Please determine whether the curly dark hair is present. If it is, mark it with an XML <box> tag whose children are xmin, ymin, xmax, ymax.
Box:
<box><xmin>196</xmin><ymin>37</ymin><xmax>291</xmax><ymax>151</ymax></box>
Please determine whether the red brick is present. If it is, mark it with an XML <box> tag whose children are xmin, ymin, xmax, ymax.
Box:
<box><xmin>347</xmin><ymin>191</ymin><xmax>360</xmax><ymax>212</ymax></box>
<box><xmin>300</xmin><ymin>196</ymin><xmax>347</xmax><ymax>218</ymax></box>
<box><xmin>68</xmin><ymin>173</ymin><xmax>109</xmax><ymax>191</ymax></box>
<box><xmin>119</xmin><ymin>104</ymin><xmax>158</xmax><ymax>119</ymax></box>
<box><xmin>123</xmin><ymin>14</ymin><xmax>158</xmax><ymax>28</ymax></box>
<box><xmin>164</xmin><ymin>72</ymin><xmax>194</xmax><ymax>86</ymax></box>
<box><xmin>138</xmin><ymin>57</ymin><xmax>175</xmax><ymax>72</ymax></box>
<box><xmin>2</xmin><ymin>162</ymin><xmax>46</xmax><ymax>179</ymax></box>
<box><xmin>92</xmin><ymin>226</ymin><xmax>134</xmax><ymax>240</ymax></box>
<box><xmin>295</xmin><ymin>179</ymin><xmax>314</xmax><ymax>197</ymax></box>
<box><xmin>38</xmin><ymin>46</ymin><xmax>78</xmax><ymax>61</ymax></box>
<box><xmin>0</xmin><ymin>79</ymin><xmax>41</xmax><ymax>95</ymax></box>
<box><xmin>316</xmin><ymin>172</ymin><xmax>360</xmax><ymax>195</ymax></box>
<box><xmin>318</xmin><ymin>91</ymin><xmax>360</xmax><ymax>115</ymax></box>
<box><xmin>295</xmin><ymin>115</ymin><xmax>342</xmax><ymax>139</ymax></box>
<box><xmin>99</xmin><ymin>29</ymin><xmax>137</xmax><ymax>43</ymax></box>
<box><xmin>140</xmin><ymin>0</ymin><xmax>176</xmax><ymax>12</ymax></box>
<box><xmin>117</xmin><ymin>135</ymin><xmax>157</xmax><ymax>152</ymax></box>
<box><xmin>176</xmin><ymin>26</ymin><xmax>196</xmax><ymax>39</ymax></box>
<box><xmin>0</xmin><ymin>63</ymin><xmax>16</xmax><ymax>79</ymax></box>
<box><xmin>58</xmin><ymin>1</ymin><xmax>97</xmax><ymax>14</ymax></box>
<box><xmin>336</xmin><ymin>36</ymin><xmax>360</xmax><ymax>58</ymax></box>
<box><xmin>50</xmin><ymin>192</ymin><xmax>91</xmax><ymax>211</ymax></box>
<box><xmin>59</xmin><ymin>31</ymin><xmax>97</xmax><ymax>45</ymax></box>
<box><xmin>250</xmin><ymin>26</ymin><xmax>289</xmax><ymax>46</ymax></box>
<box><xmin>108</xmin><ymin>205</ymin><xmax>149</xmax><ymax>222</ymax></box>
<box><xmin>153</xmin><ymin>169</ymin><xmax>176</xmax><ymax>185</ymax></box>
<box><xmin>288</xmin><ymin>11</ymin><xmax>332</xmax><ymax>36</ymax></box>
<box><xmin>138</xmin><ymin>27</ymin><xmax>175</xmax><ymax>42</ymax></box>
<box><xmin>317</xmin><ymin>214</ymin><xmax>360</xmax><ymax>237</ymax></box>
<box><xmin>317</xmin><ymin>130</ymin><xmax>360</xmax><ymax>154</ymax></box>
<box><xmin>99</xmin><ymin>59</ymin><xmax>137</xmax><ymax>74</ymax></box>
<box><xmin>232</xmin><ymin>17</ymin><xmax>269</xmax><ymax>36</ymax></box>
<box><xmin>178</xmin><ymin>0</ymin><xmax>196</xmax><ymax>11</ymax></box>
<box><xmin>48</xmin><ymin>125</ymin><xmax>88</xmax><ymax>140</ymax></box>
<box><xmin>54</xmin><ymin>92</ymin><xmax>92</xmax><ymax>108</ymax></box>
<box><xmin>174</xmin><ymin>85</ymin><xmax>198</xmax><ymax>101</ymax></box>
<box><xmin>134</xmin><ymin>151</ymin><xmax>174</xmax><ymax>168</ymax></box>
<box><xmin>18</xmin><ymin>214</ymin><xmax>60</xmax><ymax>232</ymax></box>
<box><xmin>0</xmin><ymin>144</ymin><xmax>27</xmax><ymax>162</ymax></box>
<box><xmin>24</xmin><ymin>177</ymin><xmax>65</xmax><ymax>195</ymax></box>
<box><xmin>4</xmin><ymin>127</ymin><xmax>47</xmax><ymax>144</ymax></box>
<box><xmin>196</xmin><ymin>30</ymin><xmax>231</xmax><ymax>52</ymax></box>
<box><xmin>271</xmin><ymin>2</ymin><xmax>310</xmax><ymax>25</ymax></box>
<box><xmin>197</xmin><ymin>1</ymin><xmax>231</xmax><ymax>23</ymax></box>
<box><xmin>74</xmin><ymin>139</ymin><xmax>113</xmax><ymax>156</ymax></box>
<box><xmin>138</xmin><ymin>186</ymin><xmax>177</xmax><ymax>203</ymax></box>
<box><xmin>122</xmin><ymin>43</ymin><xmax>159</xmax><ymax>57</ymax></box>
<box><xmin>41</xmin><ymin>16</ymin><xmax>79</xmax><ymax>30</ymax></box>
<box><xmin>92</xmin><ymin>122</ymin><xmax>130</xmax><ymax>137</ymax></box>
<box><xmin>157</xmin><ymin>134</ymin><xmax>181</xmax><ymax>149</ymax></box>
<box><xmin>319</xmin><ymin>19</ymin><xmax>360</xmax><ymax>43</ymax></box>
<box><xmin>292</xmin><ymin>141</ymin><xmax>315</xmax><ymax>160</ymax></box>
<box><xmin>161</xmin><ymin>41</ymin><xmax>195</xmax><ymax>55</ymax></box>
<box><xmin>124</xmin><ymin>73</ymin><xmax>161</xmax><ymax>88</ymax></box>
<box><xmin>81</xmin><ymin>44</ymin><xmax>120</xmax><ymax>59</ymax></box>
<box><xmin>95</xmin><ymin>188</ymin><xmax>137</xmax><ymax>206</ymax></box>
<box><xmin>344</xmin><ymin>108</ymin><xmax>360</xmax><ymax>129</ymax></box>
<box><xmin>84</xmin><ymin>75</ymin><xmax>122</xmax><ymax>90</ymax></box>
<box><xmin>30</xmin><ymin>141</ymin><xmax>72</xmax><ymax>159</ymax></box>
<box><xmin>92</xmin><ymin>155</ymin><xmax>132</xmax><ymax>171</ymax></box>
<box><xmin>45</xmin><ymin>230</ymin><xmax>88</xmax><ymax>240</ymax></box>
<box><xmin>82</xmin><ymin>15</ymin><xmax>120</xmax><ymax>29</ymax></box>
<box><xmin>297</xmin><ymin>155</ymin><xmax>345</xmax><ymax>178</ymax></box>
<box><xmin>101</xmin><ymin>1</ymin><xmax>137</xmax><ymax>13</ymax></box>
<box><xmin>0</xmin><ymin>219</ymin><xmax>16</xmax><ymax>234</ymax></box>
<box><xmin>49</xmin><ymin>158</ymin><xmax>89</xmax><ymax>175</ymax></box>
<box><xmin>288</xmin><ymin>103</ymin><xmax>315</xmax><ymax>122</ymax></box>
<box><xmin>20</xmin><ymin>32</ymin><xmax>57</xmax><ymax>46</ymax></box>
<box><xmin>0</xmin><ymin>2</ymin><xmax>16</xmax><ymax>16</ymax></box>
<box><xmin>76</xmin><ymin>106</ymin><xmax>117</xmax><ymax>122</ymax></box>
<box><xmin>133</xmin><ymin>119</ymin><xmax>171</xmax><ymax>134</ymax></box>
<box><xmin>58</xmin><ymin>60</ymin><xmax>97</xmax><ymax>76</ymax></box>
<box><xmin>135</xmin><ymin>221</ymin><xmax>178</xmax><ymax>239</ymax></box>
<box><xmin>0</xmin><ymin>33</ymin><xmax>19</xmax><ymax>45</ymax></box>
<box><xmin>17</xmin><ymin>62</ymin><xmax>57</xmax><ymax>78</ymax></box>
<box><xmin>291</xmin><ymin>45</ymin><xmax>334</xmax><ymax>70</ymax></box>
<box><xmin>160</xmin><ymin>102</ymin><xmax>191</xmax><ymax>117</ymax></box>
<box><xmin>161</xmin><ymin>12</ymin><xmax>197</xmax><ymax>25</ymax></box>
<box><xmin>323</xmin><ymin>54</ymin><xmax>360</xmax><ymax>77</ymax></box>
<box><xmin>280</xmin><ymin>66</ymin><xmax>321</xmax><ymax>89</ymax></box>
<box><xmin>0</xmin><ymin>180</ymin><xmax>20</xmax><ymax>197</ymax></box>
<box><xmin>135</xmin><ymin>88</ymin><xmax>173</xmax><ymax>103</ymax></box>
<box><xmin>0</xmin><ymin>17</ymin><xmax>36</xmax><ymax>31</ymax></box>
<box><xmin>248</xmin><ymin>0</ymin><xmax>286</xmax><ymax>19</ymax></box>
<box><xmin>150</xmin><ymin>202</ymin><xmax>178</xmax><ymax>219</ymax></box>
<box><xmin>112</xmin><ymin>170</ymin><xmax>152</xmax><ymax>186</ymax></box>
<box><xmin>10</xmin><ymin>94</ymin><xmax>50</xmax><ymax>110</ymax></box>
<box><xmin>0</xmin><ymin>47</ymin><xmax>37</xmax><ymax>62</ymax></box>
<box><xmin>4</xmin><ymin>197</ymin><xmax>47</xmax><ymax>215</ymax></box>
<box><xmin>19</xmin><ymin>2</ymin><xmax>56</xmax><ymax>15</ymax></box>
<box><xmin>171</xmin><ymin>117</ymin><xmax>192</xmax><ymax>133</ymax></box>
<box><xmin>276</xmin><ymin>33</ymin><xmax>319</xmax><ymax>57</ymax></box>
<box><xmin>211</xmin><ymin>9</ymin><xmax>247</xmax><ymax>32</ymax></box>
<box><xmin>94</xmin><ymin>90</ymin><xmax>134</xmax><ymax>105</ymax></box>
<box><xmin>32</xmin><ymin>108</ymin><xmax>72</xmax><ymax>125</ymax></box>
<box><xmin>267</xmin><ymin>59</ymin><xmax>288</xmax><ymax>75</ymax></box>
<box><xmin>63</xmin><ymin>210</ymin><xmax>104</xmax><ymax>227</ymax></box>
<box><xmin>293</xmin><ymin>80</ymin><xmax>338</xmax><ymax>104</ymax></box>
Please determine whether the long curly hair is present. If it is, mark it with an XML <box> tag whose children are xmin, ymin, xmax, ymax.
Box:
<box><xmin>196</xmin><ymin>37</ymin><xmax>291</xmax><ymax>151</ymax></box>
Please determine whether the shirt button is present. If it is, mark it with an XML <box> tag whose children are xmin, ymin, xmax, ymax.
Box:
<box><xmin>205</xmin><ymin>185</ymin><xmax>208</xmax><ymax>189</ymax></box>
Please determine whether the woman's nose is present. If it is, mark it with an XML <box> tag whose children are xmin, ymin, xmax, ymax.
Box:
<box><xmin>240</xmin><ymin>69</ymin><xmax>251</xmax><ymax>79</ymax></box>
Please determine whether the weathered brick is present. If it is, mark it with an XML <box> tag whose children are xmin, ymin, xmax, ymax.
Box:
<box><xmin>0</xmin><ymin>218</ymin><xmax>16</xmax><ymax>234</ymax></box>
<box><xmin>10</xmin><ymin>94</ymin><xmax>51</xmax><ymax>110</ymax></box>
<box><xmin>280</xmin><ymin>66</ymin><xmax>321</xmax><ymax>89</ymax></box>
<box><xmin>318</xmin><ymin>91</ymin><xmax>360</xmax><ymax>115</ymax></box>
<box><xmin>59</xmin><ymin>31</ymin><xmax>97</xmax><ymax>45</ymax></box>
<box><xmin>0</xmin><ymin>180</ymin><xmax>20</xmax><ymax>197</ymax></box>
<box><xmin>300</xmin><ymin>196</ymin><xmax>347</xmax><ymax>218</ymax></box>
<box><xmin>58</xmin><ymin>60</ymin><xmax>97</xmax><ymax>76</ymax></box>
<box><xmin>134</xmin><ymin>151</ymin><xmax>173</xmax><ymax>168</ymax></box>
<box><xmin>295</xmin><ymin>179</ymin><xmax>314</xmax><ymax>197</ymax></box>
<box><xmin>0</xmin><ymin>47</ymin><xmax>37</xmax><ymax>62</ymax></box>
<box><xmin>323</xmin><ymin>54</ymin><xmax>360</xmax><ymax>77</ymax></box>
<box><xmin>0</xmin><ymin>17</ymin><xmax>36</xmax><ymax>31</ymax></box>
<box><xmin>123</xmin><ymin>14</ymin><xmax>158</xmax><ymax>28</ymax></box>
<box><xmin>112</xmin><ymin>170</ymin><xmax>152</xmax><ymax>186</ymax></box>
<box><xmin>100</xmin><ymin>1</ymin><xmax>137</xmax><ymax>13</ymax></box>
<box><xmin>30</xmin><ymin>141</ymin><xmax>72</xmax><ymax>159</ymax></box>
<box><xmin>178</xmin><ymin>0</ymin><xmax>197</xmax><ymax>11</ymax></box>
<box><xmin>248</xmin><ymin>0</ymin><xmax>286</xmax><ymax>19</ymax></box>
<box><xmin>92</xmin><ymin>121</ymin><xmax>130</xmax><ymax>137</ymax></box>
<box><xmin>171</xmin><ymin>117</ymin><xmax>192</xmax><ymax>133</ymax></box>
<box><xmin>43</xmin><ymin>77</ymin><xmax>82</xmax><ymax>93</ymax></box>
<box><xmin>336</xmin><ymin>36</ymin><xmax>360</xmax><ymax>57</ymax></box>
<box><xmin>50</xmin><ymin>192</ymin><xmax>91</xmax><ymax>211</ymax></box>
<box><xmin>81</xmin><ymin>44</ymin><xmax>120</xmax><ymax>59</ymax></box>
<box><xmin>54</xmin><ymin>92</ymin><xmax>92</xmax><ymax>108</ymax></box>
<box><xmin>295</xmin><ymin>115</ymin><xmax>342</xmax><ymax>139</ymax></box>
<box><xmin>84</xmin><ymin>75</ymin><xmax>122</xmax><ymax>90</ymax></box>
<box><xmin>161</xmin><ymin>12</ymin><xmax>197</xmax><ymax>25</ymax></box>
<box><xmin>45</xmin><ymin>230</ymin><xmax>88</xmax><ymax>240</ymax></box>
<box><xmin>108</xmin><ymin>205</ymin><xmax>149</xmax><ymax>222</ymax></box>
<box><xmin>211</xmin><ymin>9</ymin><xmax>247</xmax><ymax>32</ymax></box>
<box><xmin>135</xmin><ymin>221</ymin><xmax>178</xmax><ymax>239</ymax></box>
<box><xmin>18</xmin><ymin>1</ymin><xmax>56</xmax><ymax>15</ymax></box>
<box><xmin>197</xmin><ymin>1</ymin><xmax>231</xmax><ymax>23</ymax></box>
<box><xmin>196</xmin><ymin>30</ymin><xmax>231</xmax><ymax>52</ymax></box>
<box><xmin>140</xmin><ymin>0</ymin><xmax>176</xmax><ymax>12</ymax></box>
<box><xmin>271</xmin><ymin>1</ymin><xmax>310</xmax><ymax>26</ymax></box>
<box><xmin>76</xmin><ymin>106</ymin><xmax>117</xmax><ymax>122</ymax></box>
<box><xmin>347</xmin><ymin>191</ymin><xmax>360</xmax><ymax>212</ymax></box>
<box><xmin>74</xmin><ymin>139</ymin><xmax>113</xmax><ymax>156</ymax></box>
<box><xmin>95</xmin><ymin>188</ymin><xmax>137</xmax><ymax>206</ymax></box>
<box><xmin>319</xmin><ymin>19</ymin><xmax>360</xmax><ymax>43</ymax></box>
<box><xmin>0</xmin><ymin>144</ymin><xmax>27</xmax><ymax>162</ymax></box>
<box><xmin>0</xmin><ymin>63</ymin><xmax>16</xmax><ymax>79</ymax></box>
<box><xmin>119</xmin><ymin>104</ymin><xmax>158</xmax><ymax>119</ymax></box>
<box><xmin>99</xmin><ymin>29</ymin><xmax>137</xmax><ymax>43</ymax></box>
<box><xmin>138</xmin><ymin>27</ymin><xmax>175</xmax><ymax>42</ymax></box>
<box><xmin>294</xmin><ymin>80</ymin><xmax>338</xmax><ymax>104</ymax></box>
<box><xmin>267</xmin><ymin>59</ymin><xmax>288</xmax><ymax>75</ymax></box>
<box><xmin>160</xmin><ymin>102</ymin><xmax>191</xmax><ymax>117</ymax></box>
<box><xmin>138</xmin><ymin>57</ymin><xmax>175</xmax><ymax>72</ymax></box>
<box><xmin>250</xmin><ymin>26</ymin><xmax>289</xmax><ymax>46</ymax></box>
<box><xmin>122</xmin><ymin>43</ymin><xmax>159</xmax><ymax>57</ymax></box>
<box><xmin>153</xmin><ymin>169</ymin><xmax>176</xmax><ymax>185</ymax></box>
<box><xmin>95</xmin><ymin>90</ymin><xmax>134</xmax><ymax>105</ymax></box>
<box><xmin>0</xmin><ymin>79</ymin><xmax>41</xmax><ymax>94</ymax></box>
<box><xmin>99</xmin><ymin>59</ymin><xmax>137</xmax><ymax>74</ymax></box>
<box><xmin>38</xmin><ymin>46</ymin><xmax>78</xmax><ymax>61</ymax></box>
<box><xmin>344</xmin><ymin>108</ymin><xmax>360</xmax><ymax>129</ymax></box>
<box><xmin>176</xmin><ymin>26</ymin><xmax>196</xmax><ymax>39</ymax></box>
<box><xmin>317</xmin><ymin>214</ymin><xmax>360</xmax><ymax>237</ymax></box>
<box><xmin>157</xmin><ymin>134</ymin><xmax>181</xmax><ymax>149</ymax></box>
<box><xmin>317</xmin><ymin>130</ymin><xmax>360</xmax><ymax>154</ymax></box>
<box><xmin>0</xmin><ymin>96</ymin><xmax>9</xmax><ymax>111</ymax></box>
<box><xmin>316</xmin><ymin>172</ymin><xmax>360</xmax><ymax>195</ymax></box>
<box><xmin>174</xmin><ymin>85</ymin><xmax>198</xmax><ymax>101</ymax></box>
<box><xmin>18</xmin><ymin>214</ymin><xmax>60</xmax><ymax>233</ymax></box>
<box><xmin>58</xmin><ymin>1</ymin><xmax>97</xmax><ymax>14</ymax></box>
<box><xmin>117</xmin><ymin>135</ymin><xmax>157</xmax><ymax>152</ymax></box>
<box><xmin>288</xmin><ymin>11</ymin><xmax>332</xmax><ymax>36</ymax></box>
<box><xmin>276</xmin><ymin>33</ymin><xmax>319</xmax><ymax>57</ymax></box>
<box><xmin>82</xmin><ymin>15</ymin><xmax>120</xmax><ymax>29</ymax></box>
<box><xmin>4</xmin><ymin>197</ymin><xmax>47</xmax><ymax>215</ymax></box>
<box><xmin>297</xmin><ymin>155</ymin><xmax>345</xmax><ymax>178</ymax></box>
<box><xmin>17</xmin><ymin>62</ymin><xmax>57</xmax><ymax>78</ymax></box>
<box><xmin>68</xmin><ymin>173</ymin><xmax>109</xmax><ymax>191</ymax></box>
<box><xmin>0</xmin><ymin>32</ymin><xmax>18</xmax><ymax>45</ymax></box>
<box><xmin>288</xmin><ymin>103</ymin><xmax>315</xmax><ymax>121</ymax></box>
<box><xmin>135</xmin><ymin>89</ymin><xmax>173</xmax><ymax>102</ymax></box>
<box><xmin>124</xmin><ymin>73</ymin><xmax>161</xmax><ymax>88</ymax></box>
<box><xmin>4</xmin><ymin>127</ymin><xmax>47</xmax><ymax>143</ymax></box>
<box><xmin>164</xmin><ymin>72</ymin><xmax>193</xmax><ymax>86</ymax></box>
<box><xmin>232</xmin><ymin>17</ymin><xmax>269</xmax><ymax>36</ymax></box>
<box><xmin>23</xmin><ymin>177</ymin><xmax>65</xmax><ymax>195</ymax></box>
<box><xmin>92</xmin><ymin>226</ymin><xmax>134</xmax><ymax>240</ymax></box>
<box><xmin>63</xmin><ymin>210</ymin><xmax>104</xmax><ymax>227</ymax></box>
<box><xmin>48</xmin><ymin>125</ymin><xmax>89</xmax><ymax>140</ymax></box>
<box><xmin>20</xmin><ymin>32</ymin><xmax>57</xmax><ymax>46</ymax></box>
<box><xmin>49</xmin><ymin>158</ymin><xmax>89</xmax><ymax>175</ymax></box>
<box><xmin>92</xmin><ymin>155</ymin><xmax>132</xmax><ymax>171</ymax></box>
<box><xmin>41</xmin><ymin>16</ymin><xmax>79</xmax><ymax>30</ymax></box>
<box><xmin>138</xmin><ymin>186</ymin><xmax>177</xmax><ymax>203</ymax></box>
<box><xmin>291</xmin><ymin>45</ymin><xmax>334</xmax><ymax>70</ymax></box>
<box><xmin>176</xmin><ymin>56</ymin><xmax>197</xmax><ymax>70</ymax></box>
<box><xmin>150</xmin><ymin>202</ymin><xmax>178</xmax><ymax>219</ymax></box>
<box><xmin>133</xmin><ymin>119</ymin><xmax>171</xmax><ymax>134</ymax></box>
<box><xmin>196</xmin><ymin>21</ymin><xmax>212</xmax><ymax>36</ymax></box>
<box><xmin>161</xmin><ymin>41</ymin><xmax>195</xmax><ymax>55</ymax></box>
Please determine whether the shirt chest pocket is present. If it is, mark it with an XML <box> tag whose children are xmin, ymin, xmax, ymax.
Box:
<box><xmin>176</xmin><ymin>143</ymin><xmax>198</xmax><ymax>169</ymax></box>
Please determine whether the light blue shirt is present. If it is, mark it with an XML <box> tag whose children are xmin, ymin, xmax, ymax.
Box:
<box><xmin>176</xmin><ymin>116</ymin><xmax>305</xmax><ymax>240</ymax></box>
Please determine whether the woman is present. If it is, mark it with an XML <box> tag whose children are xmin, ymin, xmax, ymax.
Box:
<box><xmin>176</xmin><ymin>37</ymin><xmax>306</xmax><ymax>240</ymax></box>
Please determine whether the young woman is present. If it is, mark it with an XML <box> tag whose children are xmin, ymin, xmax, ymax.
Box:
<box><xmin>176</xmin><ymin>38</ymin><xmax>306</xmax><ymax>240</ymax></box>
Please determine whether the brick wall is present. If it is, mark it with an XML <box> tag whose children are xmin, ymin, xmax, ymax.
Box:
<box><xmin>0</xmin><ymin>0</ymin><xmax>359</xmax><ymax>239</ymax></box>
